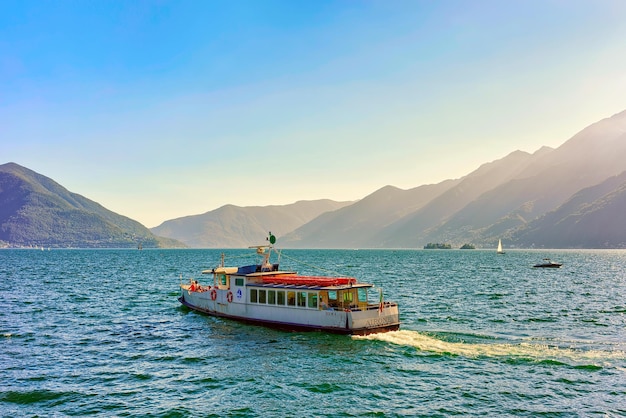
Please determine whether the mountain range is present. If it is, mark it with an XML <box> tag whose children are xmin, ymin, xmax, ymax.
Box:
<box><xmin>0</xmin><ymin>163</ymin><xmax>184</xmax><ymax>248</ymax></box>
<box><xmin>3</xmin><ymin>109</ymin><xmax>626</xmax><ymax>249</ymax></box>
<box><xmin>151</xmin><ymin>200</ymin><xmax>353</xmax><ymax>248</ymax></box>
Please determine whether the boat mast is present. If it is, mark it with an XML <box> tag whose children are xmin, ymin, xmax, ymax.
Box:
<box><xmin>266</xmin><ymin>232</ymin><xmax>277</xmax><ymax>269</ymax></box>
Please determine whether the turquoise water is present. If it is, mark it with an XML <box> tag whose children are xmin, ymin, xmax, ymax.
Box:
<box><xmin>1</xmin><ymin>248</ymin><xmax>625</xmax><ymax>417</ymax></box>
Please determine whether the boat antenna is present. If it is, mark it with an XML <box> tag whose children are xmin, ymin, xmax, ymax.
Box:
<box><xmin>267</xmin><ymin>231</ymin><xmax>277</xmax><ymax>257</ymax></box>
<box><xmin>265</xmin><ymin>231</ymin><xmax>280</xmax><ymax>264</ymax></box>
<box><xmin>267</xmin><ymin>232</ymin><xmax>276</xmax><ymax>246</ymax></box>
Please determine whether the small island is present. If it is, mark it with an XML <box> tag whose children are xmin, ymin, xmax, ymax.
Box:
<box><xmin>460</xmin><ymin>243</ymin><xmax>476</xmax><ymax>249</ymax></box>
<box><xmin>424</xmin><ymin>243</ymin><xmax>452</xmax><ymax>249</ymax></box>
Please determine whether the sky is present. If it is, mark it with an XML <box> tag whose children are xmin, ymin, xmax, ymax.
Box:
<box><xmin>2</xmin><ymin>0</ymin><xmax>626</xmax><ymax>228</ymax></box>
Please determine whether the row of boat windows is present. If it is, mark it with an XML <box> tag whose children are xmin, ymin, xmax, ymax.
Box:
<box><xmin>220</xmin><ymin>275</ymin><xmax>371</xmax><ymax>309</ymax></box>
<box><xmin>250</xmin><ymin>288</ymin><xmax>319</xmax><ymax>309</ymax></box>
<box><xmin>249</xmin><ymin>288</ymin><xmax>369</xmax><ymax>309</ymax></box>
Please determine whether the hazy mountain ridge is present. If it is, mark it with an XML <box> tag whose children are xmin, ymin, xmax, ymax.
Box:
<box><xmin>370</xmin><ymin>147</ymin><xmax>552</xmax><ymax>248</ymax></box>
<box><xmin>281</xmin><ymin>180</ymin><xmax>460</xmax><ymax>248</ymax></box>
<box><xmin>0</xmin><ymin>163</ymin><xmax>184</xmax><ymax>248</ymax></box>
<box><xmin>151</xmin><ymin>200</ymin><xmax>354</xmax><ymax>248</ymax></box>
<box><xmin>510</xmin><ymin>171</ymin><xmax>626</xmax><ymax>248</ymax></box>
<box><xmin>420</xmin><ymin>110</ymin><xmax>626</xmax><ymax>247</ymax></box>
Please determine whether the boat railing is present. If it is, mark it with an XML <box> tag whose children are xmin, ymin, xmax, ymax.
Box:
<box><xmin>327</xmin><ymin>301</ymin><xmax>397</xmax><ymax>312</ymax></box>
<box><xmin>365</xmin><ymin>302</ymin><xmax>397</xmax><ymax>311</ymax></box>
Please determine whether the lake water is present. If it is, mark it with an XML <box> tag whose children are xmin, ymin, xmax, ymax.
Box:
<box><xmin>1</xmin><ymin>248</ymin><xmax>625</xmax><ymax>417</ymax></box>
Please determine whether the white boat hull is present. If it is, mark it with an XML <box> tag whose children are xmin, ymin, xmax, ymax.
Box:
<box><xmin>179</xmin><ymin>286</ymin><xmax>400</xmax><ymax>335</ymax></box>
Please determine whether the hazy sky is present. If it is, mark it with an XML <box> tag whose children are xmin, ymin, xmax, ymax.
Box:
<box><xmin>2</xmin><ymin>0</ymin><xmax>626</xmax><ymax>227</ymax></box>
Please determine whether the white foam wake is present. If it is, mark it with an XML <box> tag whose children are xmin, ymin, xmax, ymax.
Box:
<box><xmin>355</xmin><ymin>330</ymin><xmax>626</xmax><ymax>365</ymax></box>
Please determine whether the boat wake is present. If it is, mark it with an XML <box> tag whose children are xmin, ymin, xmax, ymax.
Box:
<box><xmin>355</xmin><ymin>330</ymin><xmax>626</xmax><ymax>367</ymax></box>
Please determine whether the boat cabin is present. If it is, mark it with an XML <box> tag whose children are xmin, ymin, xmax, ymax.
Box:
<box><xmin>247</xmin><ymin>284</ymin><xmax>373</xmax><ymax>311</ymax></box>
<box><xmin>202</xmin><ymin>265</ymin><xmax>377</xmax><ymax>312</ymax></box>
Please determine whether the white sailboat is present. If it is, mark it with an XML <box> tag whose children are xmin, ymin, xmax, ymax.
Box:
<box><xmin>497</xmin><ymin>239</ymin><xmax>505</xmax><ymax>254</ymax></box>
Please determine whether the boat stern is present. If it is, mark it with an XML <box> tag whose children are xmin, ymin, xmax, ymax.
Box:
<box><xmin>348</xmin><ymin>303</ymin><xmax>400</xmax><ymax>335</ymax></box>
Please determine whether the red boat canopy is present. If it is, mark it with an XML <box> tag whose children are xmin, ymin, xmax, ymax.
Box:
<box><xmin>261</xmin><ymin>275</ymin><xmax>357</xmax><ymax>287</ymax></box>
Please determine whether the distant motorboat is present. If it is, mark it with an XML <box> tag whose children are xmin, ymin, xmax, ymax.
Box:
<box><xmin>497</xmin><ymin>239</ymin><xmax>505</xmax><ymax>254</ymax></box>
<box><xmin>533</xmin><ymin>258</ymin><xmax>562</xmax><ymax>268</ymax></box>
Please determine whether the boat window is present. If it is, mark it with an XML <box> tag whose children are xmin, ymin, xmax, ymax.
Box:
<box><xmin>326</xmin><ymin>291</ymin><xmax>338</xmax><ymax>308</ymax></box>
<box><xmin>235</xmin><ymin>278</ymin><xmax>244</xmax><ymax>286</ymax></box>
<box><xmin>219</xmin><ymin>274</ymin><xmax>227</xmax><ymax>286</ymax></box>
<box><xmin>268</xmin><ymin>290</ymin><xmax>276</xmax><ymax>304</ymax></box>
<box><xmin>297</xmin><ymin>292</ymin><xmax>307</xmax><ymax>307</ymax></box>
<box><xmin>259</xmin><ymin>289</ymin><xmax>267</xmax><ymax>304</ymax></box>
<box><xmin>250</xmin><ymin>289</ymin><xmax>258</xmax><ymax>303</ymax></box>
<box><xmin>343</xmin><ymin>291</ymin><xmax>353</xmax><ymax>304</ymax></box>
<box><xmin>287</xmin><ymin>291</ymin><xmax>296</xmax><ymax>306</ymax></box>
<box><xmin>319</xmin><ymin>291</ymin><xmax>330</xmax><ymax>309</ymax></box>
<box><xmin>357</xmin><ymin>288</ymin><xmax>367</xmax><ymax>302</ymax></box>
<box><xmin>277</xmin><ymin>290</ymin><xmax>285</xmax><ymax>305</ymax></box>
<box><xmin>308</xmin><ymin>293</ymin><xmax>318</xmax><ymax>309</ymax></box>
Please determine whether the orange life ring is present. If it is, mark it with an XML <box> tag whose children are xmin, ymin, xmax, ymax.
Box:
<box><xmin>227</xmin><ymin>291</ymin><xmax>233</xmax><ymax>303</ymax></box>
<box><xmin>210</xmin><ymin>289</ymin><xmax>217</xmax><ymax>301</ymax></box>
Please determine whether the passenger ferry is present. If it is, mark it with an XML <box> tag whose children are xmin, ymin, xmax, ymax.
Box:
<box><xmin>178</xmin><ymin>234</ymin><xmax>400</xmax><ymax>335</ymax></box>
